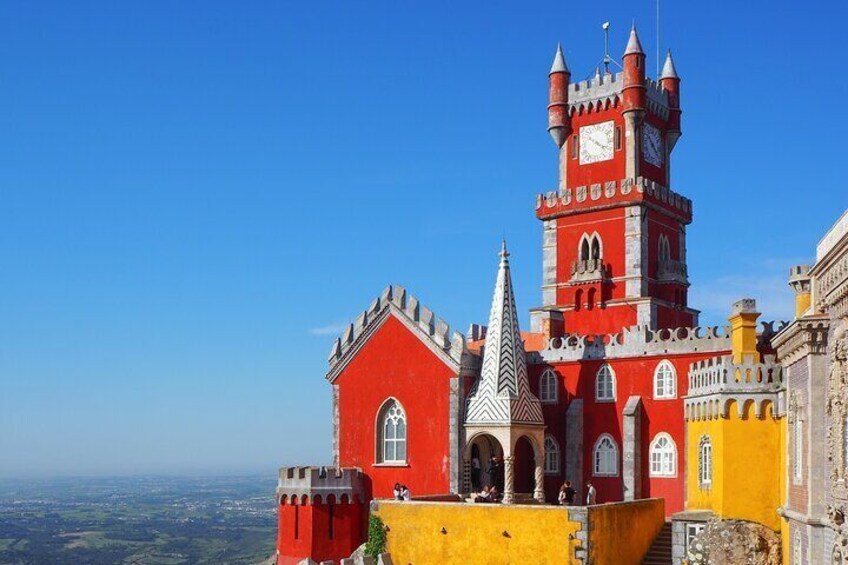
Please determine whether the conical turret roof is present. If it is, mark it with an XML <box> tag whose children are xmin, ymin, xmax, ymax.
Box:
<box><xmin>624</xmin><ymin>24</ymin><xmax>645</xmax><ymax>56</ymax></box>
<box><xmin>550</xmin><ymin>42</ymin><xmax>569</xmax><ymax>74</ymax></box>
<box><xmin>661</xmin><ymin>49</ymin><xmax>679</xmax><ymax>79</ymax></box>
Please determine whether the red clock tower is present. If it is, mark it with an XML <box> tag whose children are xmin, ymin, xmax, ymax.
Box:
<box><xmin>532</xmin><ymin>27</ymin><xmax>697</xmax><ymax>336</ymax></box>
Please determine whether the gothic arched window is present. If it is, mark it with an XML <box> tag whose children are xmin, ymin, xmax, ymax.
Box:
<box><xmin>698</xmin><ymin>435</ymin><xmax>712</xmax><ymax>488</ymax></box>
<box><xmin>590</xmin><ymin>235</ymin><xmax>601</xmax><ymax>260</ymax></box>
<box><xmin>649</xmin><ymin>433</ymin><xmax>677</xmax><ymax>477</ymax></box>
<box><xmin>539</xmin><ymin>369</ymin><xmax>558</xmax><ymax>403</ymax></box>
<box><xmin>544</xmin><ymin>435</ymin><xmax>561</xmax><ymax>475</ymax></box>
<box><xmin>595</xmin><ymin>364</ymin><xmax>616</xmax><ymax>402</ymax></box>
<box><xmin>593</xmin><ymin>434</ymin><xmax>619</xmax><ymax>476</ymax></box>
<box><xmin>580</xmin><ymin>237</ymin><xmax>590</xmax><ymax>261</ymax></box>
<box><xmin>654</xmin><ymin>360</ymin><xmax>676</xmax><ymax>399</ymax></box>
<box><xmin>376</xmin><ymin>399</ymin><xmax>407</xmax><ymax>464</ymax></box>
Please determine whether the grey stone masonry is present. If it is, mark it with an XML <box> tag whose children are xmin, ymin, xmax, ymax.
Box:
<box><xmin>566</xmin><ymin>400</ymin><xmax>584</xmax><ymax>496</ymax></box>
<box><xmin>622</xmin><ymin>396</ymin><xmax>643</xmax><ymax>501</ymax></box>
<box><xmin>276</xmin><ymin>466</ymin><xmax>364</xmax><ymax>504</ymax></box>
<box><xmin>541</xmin><ymin>219</ymin><xmax>557</xmax><ymax>308</ymax></box>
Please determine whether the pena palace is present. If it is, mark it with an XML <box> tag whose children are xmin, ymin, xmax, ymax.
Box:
<box><xmin>273</xmin><ymin>24</ymin><xmax>848</xmax><ymax>565</ymax></box>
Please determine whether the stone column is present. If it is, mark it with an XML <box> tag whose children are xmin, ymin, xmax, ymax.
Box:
<box><xmin>503</xmin><ymin>456</ymin><xmax>515</xmax><ymax>504</ymax></box>
<box><xmin>623</xmin><ymin>396</ymin><xmax>643</xmax><ymax>501</ymax></box>
<box><xmin>534</xmin><ymin>462</ymin><xmax>545</xmax><ymax>503</ymax></box>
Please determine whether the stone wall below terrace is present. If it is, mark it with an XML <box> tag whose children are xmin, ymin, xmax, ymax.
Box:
<box><xmin>371</xmin><ymin>498</ymin><xmax>664</xmax><ymax>565</ymax></box>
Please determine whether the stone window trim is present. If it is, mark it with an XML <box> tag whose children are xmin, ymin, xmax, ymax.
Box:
<box><xmin>648</xmin><ymin>432</ymin><xmax>678</xmax><ymax>478</ymax></box>
<box><xmin>653</xmin><ymin>359</ymin><xmax>677</xmax><ymax>400</ymax></box>
<box><xmin>544</xmin><ymin>435</ymin><xmax>561</xmax><ymax>475</ymax></box>
<box><xmin>698</xmin><ymin>434</ymin><xmax>712</xmax><ymax>489</ymax></box>
<box><xmin>793</xmin><ymin>530</ymin><xmax>802</xmax><ymax>565</ymax></box>
<box><xmin>539</xmin><ymin>368</ymin><xmax>559</xmax><ymax>404</ymax></box>
<box><xmin>789</xmin><ymin>391</ymin><xmax>804</xmax><ymax>485</ymax></box>
<box><xmin>578</xmin><ymin>232</ymin><xmax>603</xmax><ymax>262</ymax></box>
<box><xmin>375</xmin><ymin>397</ymin><xmax>408</xmax><ymax>465</ymax></box>
<box><xmin>595</xmin><ymin>364</ymin><xmax>617</xmax><ymax>402</ymax></box>
<box><xmin>592</xmin><ymin>433</ymin><xmax>620</xmax><ymax>477</ymax></box>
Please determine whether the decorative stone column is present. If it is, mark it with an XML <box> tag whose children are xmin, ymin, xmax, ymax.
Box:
<box><xmin>503</xmin><ymin>456</ymin><xmax>515</xmax><ymax>504</ymax></box>
<box><xmin>534</xmin><ymin>462</ymin><xmax>545</xmax><ymax>503</ymax></box>
<box><xmin>623</xmin><ymin>396</ymin><xmax>643</xmax><ymax>501</ymax></box>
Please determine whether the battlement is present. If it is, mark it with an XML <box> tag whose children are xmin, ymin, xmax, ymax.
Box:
<box><xmin>684</xmin><ymin>354</ymin><xmax>784</xmax><ymax>421</ymax></box>
<box><xmin>326</xmin><ymin>285</ymin><xmax>466</xmax><ymax>381</ymax></box>
<box><xmin>535</xmin><ymin>324</ymin><xmax>731</xmax><ymax>363</ymax></box>
<box><xmin>276</xmin><ymin>466</ymin><xmax>365</xmax><ymax>504</ymax></box>
<box><xmin>565</xmin><ymin>73</ymin><xmax>670</xmax><ymax>119</ymax></box>
<box><xmin>535</xmin><ymin>176</ymin><xmax>692</xmax><ymax>222</ymax></box>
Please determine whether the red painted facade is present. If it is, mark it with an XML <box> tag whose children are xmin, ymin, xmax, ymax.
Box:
<box><xmin>276</xmin><ymin>496</ymin><xmax>364</xmax><ymax>565</ymax></box>
<box><xmin>335</xmin><ymin>314</ymin><xmax>455</xmax><ymax>500</ymax></box>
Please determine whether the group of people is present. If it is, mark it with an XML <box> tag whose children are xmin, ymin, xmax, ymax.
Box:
<box><xmin>558</xmin><ymin>480</ymin><xmax>596</xmax><ymax>506</ymax></box>
<box><xmin>392</xmin><ymin>483</ymin><xmax>412</xmax><ymax>501</ymax></box>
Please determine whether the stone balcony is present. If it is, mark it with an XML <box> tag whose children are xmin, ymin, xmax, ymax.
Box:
<box><xmin>684</xmin><ymin>354</ymin><xmax>784</xmax><ymax>420</ymax></box>
<box><xmin>570</xmin><ymin>259</ymin><xmax>606</xmax><ymax>283</ymax></box>
<box><xmin>657</xmin><ymin>259</ymin><xmax>688</xmax><ymax>284</ymax></box>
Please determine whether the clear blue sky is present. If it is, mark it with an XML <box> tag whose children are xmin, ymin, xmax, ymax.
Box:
<box><xmin>1</xmin><ymin>1</ymin><xmax>845</xmax><ymax>478</ymax></box>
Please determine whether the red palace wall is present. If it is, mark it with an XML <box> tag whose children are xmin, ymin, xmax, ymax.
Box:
<box><xmin>336</xmin><ymin>314</ymin><xmax>455</xmax><ymax>500</ymax></box>
<box><xmin>276</xmin><ymin>496</ymin><xmax>364</xmax><ymax>565</ymax></box>
<box><xmin>530</xmin><ymin>349</ymin><xmax>729</xmax><ymax>516</ymax></box>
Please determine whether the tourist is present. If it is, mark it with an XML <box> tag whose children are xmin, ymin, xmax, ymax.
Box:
<box><xmin>472</xmin><ymin>485</ymin><xmax>491</xmax><ymax>503</ymax></box>
<box><xmin>559</xmin><ymin>480</ymin><xmax>576</xmax><ymax>506</ymax></box>
<box><xmin>489</xmin><ymin>485</ymin><xmax>502</xmax><ymax>503</ymax></box>
<box><xmin>586</xmin><ymin>482</ymin><xmax>596</xmax><ymax>505</ymax></box>
<box><xmin>393</xmin><ymin>482</ymin><xmax>403</xmax><ymax>501</ymax></box>
<box><xmin>401</xmin><ymin>485</ymin><xmax>411</xmax><ymax>501</ymax></box>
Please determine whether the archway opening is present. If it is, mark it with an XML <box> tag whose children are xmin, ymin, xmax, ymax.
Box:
<box><xmin>467</xmin><ymin>433</ymin><xmax>504</xmax><ymax>491</ymax></box>
<box><xmin>514</xmin><ymin>436</ymin><xmax>538</xmax><ymax>497</ymax></box>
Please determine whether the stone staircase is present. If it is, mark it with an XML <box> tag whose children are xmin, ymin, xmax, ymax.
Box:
<box><xmin>642</xmin><ymin>522</ymin><xmax>672</xmax><ymax>565</ymax></box>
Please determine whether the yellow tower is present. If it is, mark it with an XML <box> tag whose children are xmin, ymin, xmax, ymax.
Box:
<box><xmin>672</xmin><ymin>299</ymin><xmax>785</xmax><ymax>560</ymax></box>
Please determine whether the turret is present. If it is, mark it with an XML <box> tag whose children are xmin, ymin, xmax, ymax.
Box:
<box><xmin>660</xmin><ymin>50</ymin><xmax>682</xmax><ymax>152</ymax></box>
<box><xmin>788</xmin><ymin>265</ymin><xmax>813</xmax><ymax>318</ymax></box>
<box><xmin>547</xmin><ymin>43</ymin><xmax>570</xmax><ymax>147</ymax></box>
<box><xmin>621</xmin><ymin>25</ymin><xmax>646</xmax><ymax>113</ymax></box>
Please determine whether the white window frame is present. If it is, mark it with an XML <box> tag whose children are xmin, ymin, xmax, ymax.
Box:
<box><xmin>544</xmin><ymin>435</ymin><xmax>561</xmax><ymax>475</ymax></box>
<box><xmin>649</xmin><ymin>433</ymin><xmax>677</xmax><ymax>477</ymax></box>
<box><xmin>698</xmin><ymin>435</ymin><xmax>712</xmax><ymax>488</ymax></box>
<box><xmin>595</xmin><ymin>364</ymin><xmax>616</xmax><ymax>402</ymax></box>
<box><xmin>376</xmin><ymin>398</ymin><xmax>407</xmax><ymax>465</ymax></box>
<box><xmin>653</xmin><ymin>360</ymin><xmax>677</xmax><ymax>399</ymax></box>
<box><xmin>593</xmin><ymin>434</ymin><xmax>619</xmax><ymax>477</ymax></box>
<box><xmin>539</xmin><ymin>369</ymin><xmax>558</xmax><ymax>404</ymax></box>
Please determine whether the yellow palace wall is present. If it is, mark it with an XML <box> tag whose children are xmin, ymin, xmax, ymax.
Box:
<box><xmin>685</xmin><ymin>400</ymin><xmax>782</xmax><ymax>532</ymax></box>
<box><xmin>372</xmin><ymin>498</ymin><xmax>664</xmax><ymax>565</ymax></box>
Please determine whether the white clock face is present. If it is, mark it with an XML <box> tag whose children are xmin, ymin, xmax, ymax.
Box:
<box><xmin>579</xmin><ymin>121</ymin><xmax>614</xmax><ymax>165</ymax></box>
<box><xmin>642</xmin><ymin>123</ymin><xmax>664</xmax><ymax>167</ymax></box>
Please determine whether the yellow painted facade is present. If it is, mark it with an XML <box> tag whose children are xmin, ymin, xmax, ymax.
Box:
<box><xmin>373</xmin><ymin>499</ymin><xmax>664</xmax><ymax>565</ymax></box>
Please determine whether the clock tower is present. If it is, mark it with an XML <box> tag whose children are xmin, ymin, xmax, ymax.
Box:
<box><xmin>532</xmin><ymin>27</ymin><xmax>696</xmax><ymax>337</ymax></box>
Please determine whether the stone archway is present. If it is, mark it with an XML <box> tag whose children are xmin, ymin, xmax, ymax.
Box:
<box><xmin>465</xmin><ymin>432</ymin><xmax>504</xmax><ymax>491</ymax></box>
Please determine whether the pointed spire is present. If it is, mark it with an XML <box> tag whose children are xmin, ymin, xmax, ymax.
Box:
<box><xmin>661</xmin><ymin>49</ymin><xmax>679</xmax><ymax>79</ymax></box>
<box><xmin>549</xmin><ymin>42</ymin><xmax>569</xmax><ymax>74</ymax></box>
<box><xmin>463</xmin><ymin>241</ymin><xmax>544</xmax><ymax>426</ymax></box>
<box><xmin>624</xmin><ymin>24</ymin><xmax>645</xmax><ymax>56</ymax></box>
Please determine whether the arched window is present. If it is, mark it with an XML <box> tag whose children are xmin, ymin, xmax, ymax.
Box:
<box><xmin>590</xmin><ymin>236</ymin><xmax>601</xmax><ymax>260</ymax></box>
<box><xmin>658</xmin><ymin>234</ymin><xmax>671</xmax><ymax>261</ymax></box>
<box><xmin>653</xmin><ymin>360</ymin><xmax>676</xmax><ymax>399</ymax></box>
<box><xmin>593</xmin><ymin>434</ymin><xmax>618</xmax><ymax>476</ymax></box>
<box><xmin>649</xmin><ymin>433</ymin><xmax>677</xmax><ymax>477</ymax></box>
<box><xmin>574</xmin><ymin>289</ymin><xmax>583</xmax><ymax>311</ymax></box>
<box><xmin>539</xmin><ymin>369</ymin><xmax>558</xmax><ymax>403</ymax></box>
<box><xmin>376</xmin><ymin>399</ymin><xmax>407</xmax><ymax>464</ymax></box>
<box><xmin>698</xmin><ymin>435</ymin><xmax>712</xmax><ymax>488</ymax></box>
<box><xmin>580</xmin><ymin>237</ymin><xmax>590</xmax><ymax>261</ymax></box>
<box><xmin>544</xmin><ymin>435</ymin><xmax>561</xmax><ymax>475</ymax></box>
<box><xmin>595</xmin><ymin>364</ymin><xmax>616</xmax><ymax>402</ymax></box>
<box><xmin>587</xmin><ymin>287</ymin><xmax>596</xmax><ymax>310</ymax></box>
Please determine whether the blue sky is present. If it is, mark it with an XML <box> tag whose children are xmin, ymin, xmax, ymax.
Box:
<box><xmin>1</xmin><ymin>1</ymin><xmax>845</xmax><ymax>477</ymax></box>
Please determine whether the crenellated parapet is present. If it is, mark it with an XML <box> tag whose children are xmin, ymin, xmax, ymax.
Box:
<box><xmin>534</xmin><ymin>324</ymin><xmax>730</xmax><ymax>363</ymax></box>
<box><xmin>565</xmin><ymin>72</ymin><xmax>670</xmax><ymax>120</ymax></box>
<box><xmin>535</xmin><ymin>176</ymin><xmax>692</xmax><ymax>223</ymax></box>
<box><xmin>684</xmin><ymin>354</ymin><xmax>784</xmax><ymax>421</ymax></box>
<box><xmin>326</xmin><ymin>285</ymin><xmax>468</xmax><ymax>382</ymax></box>
<box><xmin>276</xmin><ymin>466</ymin><xmax>364</xmax><ymax>505</ymax></box>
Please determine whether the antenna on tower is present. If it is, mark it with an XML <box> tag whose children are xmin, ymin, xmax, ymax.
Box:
<box><xmin>656</xmin><ymin>0</ymin><xmax>661</xmax><ymax>77</ymax></box>
<box><xmin>595</xmin><ymin>21</ymin><xmax>622</xmax><ymax>78</ymax></box>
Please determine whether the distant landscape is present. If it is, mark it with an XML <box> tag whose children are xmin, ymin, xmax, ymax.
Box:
<box><xmin>0</xmin><ymin>475</ymin><xmax>276</xmax><ymax>564</ymax></box>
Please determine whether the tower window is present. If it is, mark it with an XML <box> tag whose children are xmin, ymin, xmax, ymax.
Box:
<box><xmin>699</xmin><ymin>435</ymin><xmax>712</xmax><ymax>488</ymax></box>
<box><xmin>595</xmin><ymin>364</ymin><xmax>616</xmax><ymax>402</ymax></box>
<box><xmin>653</xmin><ymin>360</ymin><xmax>676</xmax><ymax>399</ymax></box>
<box><xmin>615</xmin><ymin>126</ymin><xmax>622</xmax><ymax>150</ymax></box>
<box><xmin>571</xmin><ymin>135</ymin><xmax>578</xmax><ymax>159</ymax></box>
<box><xmin>544</xmin><ymin>435</ymin><xmax>561</xmax><ymax>475</ymax></box>
<box><xmin>539</xmin><ymin>369</ymin><xmax>558</xmax><ymax>403</ymax></box>
<box><xmin>649</xmin><ymin>433</ymin><xmax>677</xmax><ymax>477</ymax></box>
